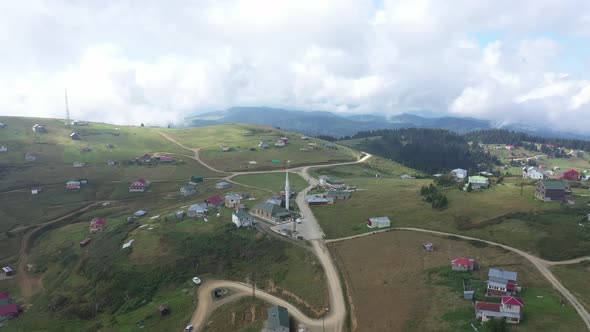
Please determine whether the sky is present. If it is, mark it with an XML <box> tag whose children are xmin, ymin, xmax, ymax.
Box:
<box><xmin>1</xmin><ymin>0</ymin><xmax>590</xmax><ymax>132</ymax></box>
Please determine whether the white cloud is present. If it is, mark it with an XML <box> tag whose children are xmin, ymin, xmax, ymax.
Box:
<box><xmin>0</xmin><ymin>0</ymin><xmax>589</xmax><ymax>132</ymax></box>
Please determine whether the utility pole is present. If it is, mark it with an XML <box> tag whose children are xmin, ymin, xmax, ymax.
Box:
<box><xmin>64</xmin><ymin>89</ymin><xmax>71</xmax><ymax>124</ymax></box>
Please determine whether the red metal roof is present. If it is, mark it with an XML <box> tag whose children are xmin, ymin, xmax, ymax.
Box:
<box><xmin>0</xmin><ymin>303</ymin><xmax>19</xmax><ymax>316</ymax></box>
<box><xmin>207</xmin><ymin>195</ymin><xmax>223</xmax><ymax>205</ymax></box>
<box><xmin>451</xmin><ymin>257</ymin><xmax>475</xmax><ymax>266</ymax></box>
<box><xmin>91</xmin><ymin>218</ymin><xmax>106</xmax><ymax>225</ymax></box>
<box><xmin>475</xmin><ymin>302</ymin><xmax>501</xmax><ymax>312</ymax></box>
<box><xmin>502</xmin><ymin>296</ymin><xmax>525</xmax><ymax>306</ymax></box>
<box><xmin>0</xmin><ymin>292</ymin><xmax>9</xmax><ymax>300</ymax></box>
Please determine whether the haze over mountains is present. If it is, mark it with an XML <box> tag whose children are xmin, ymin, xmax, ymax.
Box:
<box><xmin>186</xmin><ymin>107</ymin><xmax>590</xmax><ymax>139</ymax></box>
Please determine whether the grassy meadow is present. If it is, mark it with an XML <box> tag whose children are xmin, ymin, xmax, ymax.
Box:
<box><xmin>552</xmin><ymin>262</ymin><xmax>590</xmax><ymax>312</ymax></box>
<box><xmin>312</xmin><ymin>163</ymin><xmax>590</xmax><ymax>260</ymax></box>
<box><xmin>204</xmin><ymin>298</ymin><xmax>268</xmax><ymax>332</ymax></box>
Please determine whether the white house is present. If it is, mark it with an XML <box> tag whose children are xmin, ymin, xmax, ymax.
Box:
<box><xmin>232</xmin><ymin>210</ymin><xmax>254</xmax><ymax>227</ymax></box>
<box><xmin>467</xmin><ymin>176</ymin><xmax>489</xmax><ymax>190</ymax></box>
<box><xmin>450</xmin><ymin>168</ymin><xmax>468</xmax><ymax>180</ymax></box>
<box><xmin>367</xmin><ymin>217</ymin><xmax>391</xmax><ymax>228</ymax></box>
<box><xmin>475</xmin><ymin>296</ymin><xmax>524</xmax><ymax>324</ymax></box>
<box><xmin>188</xmin><ymin>204</ymin><xmax>207</xmax><ymax>217</ymax></box>
<box><xmin>523</xmin><ymin>167</ymin><xmax>546</xmax><ymax>180</ymax></box>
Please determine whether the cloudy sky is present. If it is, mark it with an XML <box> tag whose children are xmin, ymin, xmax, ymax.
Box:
<box><xmin>1</xmin><ymin>0</ymin><xmax>590</xmax><ymax>132</ymax></box>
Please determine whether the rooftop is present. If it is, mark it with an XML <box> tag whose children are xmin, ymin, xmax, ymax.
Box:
<box><xmin>538</xmin><ymin>180</ymin><xmax>570</xmax><ymax>190</ymax></box>
<box><xmin>488</xmin><ymin>268</ymin><xmax>518</xmax><ymax>281</ymax></box>
<box><xmin>502</xmin><ymin>296</ymin><xmax>525</xmax><ymax>306</ymax></box>
<box><xmin>267</xmin><ymin>305</ymin><xmax>289</xmax><ymax>329</ymax></box>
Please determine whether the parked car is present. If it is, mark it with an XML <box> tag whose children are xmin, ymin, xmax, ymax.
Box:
<box><xmin>296</xmin><ymin>218</ymin><xmax>303</xmax><ymax>224</ymax></box>
<box><xmin>185</xmin><ymin>325</ymin><xmax>193</xmax><ymax>332</ymax></box>
<box><xmin>192</xmin><ymin>277</ymin><xmax>201</xmax><ymax>285</ymax></box>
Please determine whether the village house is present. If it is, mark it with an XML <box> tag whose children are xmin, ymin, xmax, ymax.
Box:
<box><xmin>32</xmin><ymin>124</ymin><xmax>46</xmax><ymax>133</ymax></box>
<box><xmin>71</xmin><ymin>120</ymin><xmax>86</xmax><ymax>126</ymax></box>
<box><xmin>24</xmin><ymin>153</ymin><xmax>36</xmax><ymax>162</ymax></box>
<box><xmin>367</xmin><ymin>216</ymin><xmax>391</xmax><ymax>228</ymax></box>
<box><xmin>66</xmin><ymin>180</ymin><xmax>81</xmax><ymax>190</ymax></box>
<box><xmin>487</xmin><ymin>268</ymin><xmax>518</xmax><ymax>297</ymax></box>
<box><xmin>266</xmin><ymin>305</ymin><xmax>290</xmax><ymax>332</ymax></box>
<box><xmin>451</xmin><ymin>257</ymin><xmax>476</xmax><ymax>271</ymax></box>
<box><xmin>252</xmin><ymin>202</ymin><xmax>292</xmax><ymax>222</ymax></box>
<box><xmin>70</xmin><ymin>132</ymin><xmax>80</xmax><ymax>140</ymax></box>
<box><xmin>0</xmin><ymin>303</ymin><xmax>20</xmax><ymax>322</ymax></box>
<box><xmin>215</xmin><ymin>181</ymin><xmax>232</xmax><ymax>190</ymax></box>
<box><xmin>107</xmin><ymin>159</ymin><xmax>116</xmax><ymax>166</ymax></box>
<box><xmin>31</xmin><ymin>186</ymin><xmax>42</xmax><ymax>195</ymax></box>
<box><xmin>232</xmin><ymin>210</ymin><xmax>254</xmax><ymax>227</ymax></box>
<box><xmin>1</xmin><ymin>267</ymin><xmax>14</xmax><ymax>277</ymax></box>
<box><xmin>90</xmin><ymin>218</ymin><xmax>107</xmax><ymax>233</ymax></box>
<box><xmin>224</xmin><ymin>194</ymin><xmax>242</xmax><ymax>208</ymax></box>
<box><xmin>274</xmin><ymin>140</ymin><xmax>286</xmax><ymax>147</ymax></box>
<box><xmin>325</xmin><ymin>190</ymin><xmax>352</xmax><ymax>200</ymax></box>
<box><xmin>450</xmin><ymin>168</ymin><xmax>468</xmax><ymax>180</ymax></box>
<box><xmin>203</xmin><ymin>196</ymin><xmax>222</xmax><ymax>209</ymax></box>
<box><xmin>561</xmin><ymin>168</ymin><xmax>580</xmax><ymax>181</ymax></box>
<box><xmin>0</xmin><ymin>123</ymin><xmax>6</xmax><ymax>128</ymax></box>
<box><xmin>180</xmin><ymin>184</ymin><xmax>197</xmax><ymax>197</ymax></box>
<box><xmin>305</xmin><ymin>195</ymin><xmax>334</xmax><ymax>205</ymax></box>
<box><xmin>535</xmin><ymin>180</ymin><xmax>571</xmax><ymax>202</ymax></box>
<box><xmin>79</xmin><ymin>237</ymin><xmax>92</xmax><ymax>248</ymax></box>
<box><xmin>400</xmin><ymin>174</ymin><xmax>415</xmax><ymax>179</ymax></box>
<box><xmin>134</xmin><ymin>210</ymin><xmax>148</xmax><ymax>218</ymax></box>
<box><xmin>157</xmin><ymin>304</ymin><xmax>170</xmax><ymax>316</ymax></box>
<box><xmin>466</xmin><ymin>176</ymin><xmax>489</xmax><ymax>190</ymax></box>
<box><xmin>259</xmin><ymin>141</ymin><xmax>269</xmax><ymax>148</ymax></box>
<box><xmin>422</xmin><ymin>242</ymin><xmax>434</xmax><ymax>251</ymax></box>
<box><xmin>129</xmin><ymin>178</ymin><xmax>149</xmax><ymax>192</ymax></box>
<box><xmin>188</xmin><ymin>203</ymin><xmax>208</xmax><ymax>217</ymax></box>
<box><xmin>219</xmin><ymin>145</ymin><xmax>231</xmax><ymax>152</ymax></box>
<box><xmin>73</xmin><ymin>162</ymin><xmax>86</xmax><ymax>167</ymax></box>
<box><xmin>522</xmin><ymin>166</ymin><xmax>546</xmax><ymax>180</ymax></box>
<box><xmin>0</xmin><ymin>146</ymin><xmax>7</xmax><ymax>153</ymax></box>
<box><xmin>475</xmin><ymin>296</ymin><xmax>524</xmax><ymax>324</ymax></box>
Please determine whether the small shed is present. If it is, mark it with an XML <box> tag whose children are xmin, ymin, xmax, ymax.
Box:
<box><xmin>190</xmin><ymin>176</ymin><xmax>204</xmax><ymax>184</ymax></box>
<box><xmin>422</xmin><ymin>242</ymin><xmax>434</xmax><ymax>251</ymax></box>
<box><xmin>31</xmin><ymin>186</ymin><xmax>42</xmax><ymax>195</ymax></box>
<box><xmin>107</xmin><ymin>160</ymin><xmax>116</xmax><ymax>166</ymax></box>
<box><xmin>1</xmin><ymin>267</ymin><xmax>14</xmax><ymax>277</ymax></box>
<box><xmin>157</xmin><ymin>304</ymin><xmax>170</xmax><ymax>316</ymax></box>
<box><xmin>79</xmin><ymin>237</ymin><xmax>92</xmax><ymax>248</ymax></box>
<box><xmin>367</xmin><ymin>217</ymin><xmax>391</xmax><ymax>229</ymax></box>
<box><xmin>215</xmin><ymin>181</ymin><xmax>232</xmax><ymax>190</ymax></box>
<box><xmin>134</xmin><ymin>210</ymin><xmax>148</xmax><ymax>218</ymax></box>
<box><xmin>70</xmin><ymin>132</ymin><xmax>80</xmax><ymax>140</ymax></box>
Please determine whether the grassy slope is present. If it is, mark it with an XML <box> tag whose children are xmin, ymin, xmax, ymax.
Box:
<box><xmin>331</xmin><ymin>231</ymin><xmax>584</xmax><ymax>332</ymax></box>
<box><xmin>1</xmin><ymin>181</ymin><xmax>327</xmax><ymax>331</ymax></box>
<box><xmin>204</xmin><ymin>298</ymin><xmax>267</xmax><ymax>332</ymax></box>
<box><xmin>312</xmin><ymin>162</ymin><xmax>590</xmax><ymax>260</ymax></box>
<box><xmin>232</xmin><ymin>172</ymin><xmax>309</xmax><ymax>193</ymax></box>
<box><xmin>161</xmin><ymin>124</ymin><xmax>360</xmax><ymax>171</ymax></box>
<box><xmin>552</xmin><ymin>262</ymin><xmax>590</xmax><ymax>312</ymax></box>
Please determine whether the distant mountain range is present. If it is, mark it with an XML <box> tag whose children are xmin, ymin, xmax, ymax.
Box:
<box><xmin>185</xmin><ymin>107</ymin><xmax>590</xmax><ymax>140</ymax></box>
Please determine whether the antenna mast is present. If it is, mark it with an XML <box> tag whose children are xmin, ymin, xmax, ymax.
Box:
<box><xmin>65</xmin><ymin>89</ymin><xmax>71</xmax><ymax>123</ymax></box>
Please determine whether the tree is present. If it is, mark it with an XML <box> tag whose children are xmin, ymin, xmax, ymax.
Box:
<box><xmin>140</xmin><ymin>123</ymin><xmax>144</xmax><ymax>127</ymax></box>
<box><xmin>466</xmin><ymin>183</ymin><xmax>473</xmax><ymax>192</ymax></box>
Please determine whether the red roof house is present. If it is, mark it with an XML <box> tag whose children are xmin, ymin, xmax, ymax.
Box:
<box><xmin>129</xmin><ymin>178</ymin><xmax>148</xmax><ymax>192</ymax></box>
<box><xmin>90</xmin><ymin>218</ymin><xmax>107</xmax><ymax>233</ymax></box>
<box><xmin>0</xmin><ymin>292</ymin><xmax>9</xmax><ymax>301</ymax></box>
<box><xmin>451</xmin><ymin>257</ymin><xmax>476</xmax><ymax>271</ymax></box>
<box><xmin>0</xmin><ymin>303</ymin><xmax>20</xmax><ymax>319</ymax></box>
<box><xmin>561</xmin><ymin>169</ymin><xmax>580</xmax><ymax>181</ymax></box>
<box><xmin>502</xmin><ymin>296</ymin><xmax>525</xmax><ymax>307</ymax></box>
<box><xmin>206</xmin><ymin>195</ymin><xmax>223</xmax><ymax>207</ymax></box>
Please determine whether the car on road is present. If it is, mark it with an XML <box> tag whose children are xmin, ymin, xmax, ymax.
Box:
<box><xmin>296</xmin><ymin>218</ymin><xmax>303</xmax><ymax>224</ymax></box>
<box><xmin>192</xmin><ymin>277</ymin><xmax>201</xmax><ymax>285</ymax></box>
<box><xmin>185</xmin><ymin>325</ymin><xmax>193</xmax><ymax>332</ymax></box>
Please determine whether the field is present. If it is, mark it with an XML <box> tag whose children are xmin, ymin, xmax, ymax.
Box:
<box><xmin>160</xmin><ymin>124</ymin><xmax>360</xmax><ymax>171</ymax></box>
<box><xmin>310</xmin><ymin>163</ymin><xmax>590</xmax><ymax>260</ymax></box>
<box><xmin>552</xmin><ymin>262</ymin><xmax>590</xmax><ymax>312</ymax></box>
<box><xmin>204</xmin><ymin>298</ymin><xmax>268</xmax><ymax>332</ymax></box>
<box><xmin>232</xmin><ymin>172</ymin><xmax>309</xmax><ymax>193</ymax></box>
<box><xmin>331</xmin><ymin>230</ymin><xmax>584</xmax><ymax>332</ymax></box>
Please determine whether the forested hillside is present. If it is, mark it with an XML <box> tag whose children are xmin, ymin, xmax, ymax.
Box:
<box><xmin>345</xmin><ymin>128</ymin><xmax>500</xmax><ymax>174</ymax></box>
<box><xmin>465</xmin><ymin>129</ymin><xmax>590</xmax><ymax>152</ymax></box>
